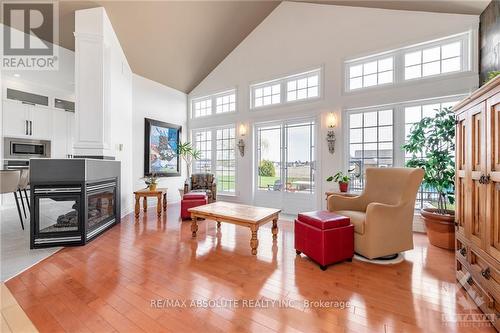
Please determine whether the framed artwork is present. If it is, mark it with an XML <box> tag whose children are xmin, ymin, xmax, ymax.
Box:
<box><xmin>144</xmin><ymin>118</ymin><xmax>181</xmax><ymax>177</ymax></box>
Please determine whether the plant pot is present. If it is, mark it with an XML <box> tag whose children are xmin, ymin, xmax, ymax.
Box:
<box><xmin>149</xmin><ymin>184</ymin><xmax>157</xmax><ymax>191</ymax></box>
<box><xmin>421</xmin><ymin>208</ymin><xmax>455</xmax><ymax>250</ymax></box>
<box><xmin>338</xmin><ymin>182</ymin><xmax>349</xmax><ymax>192</ymax></box>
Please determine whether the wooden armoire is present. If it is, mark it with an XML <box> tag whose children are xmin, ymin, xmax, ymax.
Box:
<box><xmin>454</xmin><ymin>75</ymin><xmax>500</xmax><ymax>330</ymax></box>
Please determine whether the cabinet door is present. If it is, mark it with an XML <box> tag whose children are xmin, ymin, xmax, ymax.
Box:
<box><xmin>468</xmin><ymin>102</ymin><xmax>487</xmax><ymax>249</ymax></box>
<box><xmin>456</xmin><ymin>111</ymin><xmax>468</xmax><ymax>237</ymax></box>
<box><xmin>51</xmin><ymin>109</ymin><xmax>68</xmax><ymax>158</ymax></box>
<box><xmin>3</xmin><ymin>100</ymin><xmax>30</xmax><ymax>137</ymax></box>
<box><xmin>486</xmin><ymin>94</ymin><xmax>500</xmax><ymax>261</ymax></box>
<box><xmin>30</xmin><ymin>105</ymin><xmax>52</xmax><ymax>139</ymax></box>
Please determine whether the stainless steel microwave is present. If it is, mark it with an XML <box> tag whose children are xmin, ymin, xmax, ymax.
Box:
<box><xmin>4</xmin><ymin>137</ymin><xmax>51</xmax><ymax>159</ymax></box>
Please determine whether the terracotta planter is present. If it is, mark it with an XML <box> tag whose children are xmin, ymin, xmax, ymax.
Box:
<box><xmin>339</xmin><ymin>182</ymin><xmax>349</xmax><ymax>192</ymax></box>
<box><xmin>421</xmin><ymin>208</ymin><xmax>455</xmax><ymax>250</ymax></box>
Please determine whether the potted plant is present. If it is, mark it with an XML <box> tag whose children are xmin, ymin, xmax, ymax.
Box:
<box><xmin>403</xmin><ymin>106</ymin><xmax>455</xmax><ymax>250</ymax></box>
<box><xmin>177</xmin><ymin>142</ymin><xmax>201</xmax><ymax>196</ymax></box>
<box><xmin>326</xmin><ymin>171</ymin><xmax>351</xmax><ymax>192</ymax></box>
<box><xmin>143</xmin><ymin>173</ymin><xmax>159</xmax><ymax>191</ymax></box>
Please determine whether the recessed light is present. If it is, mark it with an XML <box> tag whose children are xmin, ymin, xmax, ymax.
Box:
<box><xmin>13</xmin><ymin>73</ymin><xmax>20</xmax><ymax>78</ymax></box>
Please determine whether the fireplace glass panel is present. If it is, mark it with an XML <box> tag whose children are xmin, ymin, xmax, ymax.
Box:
<box><xmin>38</xmin><ymin>197</ymin><xmax>79</xmax><ymax>233</ymax></box>
<box><xmin>87</xmin><ymin>189</ymin><xmax>115</xmax><ymax>231</ymax></box>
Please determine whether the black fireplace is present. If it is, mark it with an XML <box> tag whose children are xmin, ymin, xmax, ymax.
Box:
<box><xmin>30</xmin><ymin>159</ymin><xmax>121</xmax><ymax>248</ymax></box>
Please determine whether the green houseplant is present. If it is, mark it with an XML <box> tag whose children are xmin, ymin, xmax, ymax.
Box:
<box><xmin>178</xmin><ymin>141</ymin><xmax>201</xmax><ymax>180</ymax></box>
<box><xmin>403</xmin><ymin>106</ymin><xmax>455</xmax><ymax>249</ymax></box>
<box><xmin>326</xmin><ymin>171</ymin><xmax>351</xmax><ymax>192</ymax></box>
<box><xmin>143</xmin><ymin>173</ymin><xmax>159</xmax><ymax>191</ymax></box>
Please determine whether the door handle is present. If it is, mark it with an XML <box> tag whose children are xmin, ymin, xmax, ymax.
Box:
<box><xmin>29</xmin><ymin>120</ymin><xmax>32</xmax><ymax>136</ymax></box>
<box><xmin>25</xmin><ymin>120</ymin><xmax>28</xmax><ymax>135</ymax></box>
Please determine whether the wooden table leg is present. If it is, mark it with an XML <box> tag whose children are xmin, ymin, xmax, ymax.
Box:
<box><xmin>163</xmin><ymin>193</ymin><xmax>167</xmax><ymax>212</ymax></box>
<box><xmin>272</xmin><ymin>218</ymin><xmax>278</xmax><ymax>240</ymax></box>
<box><xmin>250</xmin><ymin>226</ymin><xmax>259</xmax><ymax>255</ymax></box>
<box><xmin>157</xmin><ymin>194</ymin><xmax>162</xmax><ymax>218</ymax></box>
<box><xmin>143</xmin><ymin>197</ymin><xmax>147</xmax><ymax>212</ymax></box>
<box><xmin>134</xmin><ymin>195</ymin><xmax>140</xmax><ymax>220</ymax></box>
<box><xmin>217</xmin><ymin>221</ymin><xmax>221</xmax><ymax>228</ymax></box>
<box><xmin>191</xmin><ymin>216</ymin><xmax>198</xmax><ymax>238</ymax></box>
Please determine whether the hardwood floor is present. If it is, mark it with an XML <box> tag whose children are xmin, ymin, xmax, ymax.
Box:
<box><xmin>5</xmin><ymin>202</ymin><xmax>495</xmax><ymax>332</ymax></box>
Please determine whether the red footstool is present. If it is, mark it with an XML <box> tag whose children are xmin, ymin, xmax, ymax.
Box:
<box><xmin>181</xmin><ymin>193</ymin><xmax>208</xmax><ymax>220</ymax></box>
<box><xmin>295</xmin><ymin>211</ymin><xmax>354</xmax><ymax>270</ymax></box>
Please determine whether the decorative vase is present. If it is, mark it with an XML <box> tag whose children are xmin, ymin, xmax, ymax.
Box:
<box><xmin>149</xmin><ymin>184</ymin><xmax>157</xmax><ymax>191</ymax></box>
<box><xmin>421</xmin><ymin>208</ymin><xmax>455</xmax><ymax>250</ymax></box>
<box><xmin>338</xmin><ymin>182</ymin><xmax>349</xmax><ymax>192</ymax></box>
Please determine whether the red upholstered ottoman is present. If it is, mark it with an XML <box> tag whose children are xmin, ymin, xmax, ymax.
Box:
<box><xmin>181</xmin><ymin>193</ymin><xmax>208</xmax><ymax>220</ymax></box>
<box><xmin>295</xmin><ymin>211</ymin><xmax>354</xmax><ymax>270</ymax></box>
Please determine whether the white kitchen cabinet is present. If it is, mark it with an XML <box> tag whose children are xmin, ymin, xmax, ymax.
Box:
<box><xmin>2</xmin><ymin>99</ymin><xmax>52</xmax><ymax>140</ymax></box>
<box><xmin>51</xmin><ymin>109</ymin><xmax>75</xmax><ymax>158</ymax></box>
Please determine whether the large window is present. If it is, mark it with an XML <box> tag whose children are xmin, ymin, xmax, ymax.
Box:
<box><xmin>191</xmin><ymin>89</ymin><xmax>236</xmax><ymax>118</ymax></box>
<box><xmin>346</xmin><ymin>97</ymin><xmax>463</xmax><ymax>208</ymax></box>
<box><xmin>251</xmin><ymin>69</ymin><xmax>321</xmax><ymax>109</ymax></box>
<box><xmin>345</xmin><ymin>32</ymin><xmax>471</xmax><ymax>91</ymax></box>
<box><xmin>192</xmin><ymin>126</ymin><xmax>236</xmax><ymax>194</ymax></box>
<box><xmin>216</xmin><ymin>127</ymin><xmax>236</xmax><ymax>193</ymax></box>
<box><xmin>256</xmin><ymin>120</ymin><xmax>315</xmax><ymax>193</ymax></box>
<box><xmin>348</xmin><ymin>109</ymin><xmax>393</xmax><ymax>190</ymax></box>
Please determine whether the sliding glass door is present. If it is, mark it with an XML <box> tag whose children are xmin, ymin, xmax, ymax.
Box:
<box><xmin>255</xmin><ymin>119</ymin><xmax>316</xmax><ymax>214</ymax></box>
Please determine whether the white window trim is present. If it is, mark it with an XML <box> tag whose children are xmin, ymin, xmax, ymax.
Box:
<box><xmin>191</xmin><ymin>124</ymin><xmax>237</xmax><ymax>196</ymax></box>
<box><xmin>190</xmin><ymin>89</ymin><xmax>237</xmax><ymax>119</ymax></box>
<box><xmin>343</xmin><ymin>94</ymin><xmax>468</xmax><ymax>176</ymax></box>
<box><xmin>250</xmin><ymin>68</ymin><xmax>323</xmax><ymax>110</ymax></box>
<box><xmin>344</xmin><ymin>31</ymin><xmax>473</xmax><ymax>93</ymax></box>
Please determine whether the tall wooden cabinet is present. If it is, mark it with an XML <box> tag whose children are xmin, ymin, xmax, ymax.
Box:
<box><xmin>454</xmin><ymin>75</ymin><xmax>500</xmax><ymax>330</ymax></box>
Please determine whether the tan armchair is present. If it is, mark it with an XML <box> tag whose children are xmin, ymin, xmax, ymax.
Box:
<box><xmin>327</xmin><ymin>167</ymin><xmax>424</xmax><ymax>259</ymax></box>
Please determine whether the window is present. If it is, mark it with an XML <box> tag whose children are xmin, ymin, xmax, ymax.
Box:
<box><xmin>348</xmin><ymin>109</ymin><xmax>393</xmax><ymax>190</ymax></box>
<box><xmin>345</xmin><ymin>32</ymin><xmax>471</xmax><ymax>91</ymax></box>
<box><xmin>405</xmin><ymin>41</ymin><xmax>462</xmax><ymax>80</ymax></box>
<box><xmin>286</xmin><ymin>72</ymin><xmax>319</xmax><ymax>102</ymax></box>
<box><xmin>193</xmin><ymin>98</ymin><xmax>212</xmax><ymax>118</ymax></box>
<box><xmin>251</xmin><ymin>68</ymin><xmax>321</xmax><ymax>109</ymax></box>
<box><xmin>193</xmin><ymin>130</ymin><xmax>212</xmax><ymax>173</ymax></box>
<box><xmin>345</xmin><ymin>97</ymin><xmax>464</xmax><ymax>209</ymax></box>
<box><xmin>192</xmin><ymin>126</ymin><xmax>236</xmax><ymax>194</ymax></box>
<box><xmin>256</xmin><ymin>120</ymin><xmax>315</xmax><ymax>193</ymax></box>
<box><xmin>215</xmin><ymin>92</ymin><xmax>236</xmax><ymax>114</ymax></box>
<box><xmin>348</xmin><ymin>57</ymin><xmax>393</xmax><ymax>90</ymax></box>
<box><xmin>216</xmin><ymin>127</ymin><xmax>236</xmax><ymax>193</ymax></box>
<box><xmin>254</xmin><ymin>84</ymin><xmax>280</xmax><ymax>108</ymax></box>
<box><xmin>191</xmin><ymin>89</ymin><xmax>236</xmax><ymax>118</ymax></box>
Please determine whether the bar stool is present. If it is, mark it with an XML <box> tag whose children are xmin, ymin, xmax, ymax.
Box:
<box><xmin>0</xmin><ymin>170</ymin><xmax>24</xmax><ymax>230</ymax></box>
<box><xmin>17</xmin><ymin>169</ymin><xmax>30</xmax><ymax>218</ymax></box>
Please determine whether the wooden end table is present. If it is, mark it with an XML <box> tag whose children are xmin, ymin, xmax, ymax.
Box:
<box><xmin>134</xmin><ymin>188</ymin><xmax>167</xmax><ymax>220</ymax></box>
<box><xmin>188</xmin><ymin>201</ymin><xmax>281</xmax><ymax>255</ymax></box>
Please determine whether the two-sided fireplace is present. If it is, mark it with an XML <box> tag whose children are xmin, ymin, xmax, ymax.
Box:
<box><xmin>30</xmin><ymin>158</ymin><xmax>121</xmax><ymax>248</ymax></box>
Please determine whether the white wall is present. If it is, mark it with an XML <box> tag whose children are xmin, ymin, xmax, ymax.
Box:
<box><xmin>132</xmin><ymin>74</ymin><xmax>188</xmax><ymax>204</ymax></box>
<box><xmin>189</xmin><ymin>2</ymin><xmax>479</xmax><ymax>213</ymax></box>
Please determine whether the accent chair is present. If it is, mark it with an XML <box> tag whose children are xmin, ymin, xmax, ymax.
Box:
<box><xmin>184</xmin><ymin>173</ymin><xmax>217</xmax><ymax>203</ymax></box>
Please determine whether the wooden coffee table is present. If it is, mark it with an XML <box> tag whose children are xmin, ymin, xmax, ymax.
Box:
<box><xmin>188</xmin><ymin>201</ymin><xmax>281</xmax><ymax>255</ymax></box>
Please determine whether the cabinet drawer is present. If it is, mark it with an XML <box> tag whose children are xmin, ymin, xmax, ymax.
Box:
<box><xmin>470</xmin><ymin>249</ymin><xmax>500</xmax><ymax>300</ymax></box>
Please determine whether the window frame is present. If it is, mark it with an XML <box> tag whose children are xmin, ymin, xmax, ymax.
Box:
<box><xmin>190</xmin><ymin>89</ymin><xmax>237</xmax><ymax>119</ymax></box>
<box><xmin>346</xmin><ymin>55</ymin><xmax>395</xmax><ymax>91</ymax></box>
<box><xmin>344</xmin><ymin>31</ymin><xmax>472</xmax><ymax>92</ymax></box>
<box><xmin>250</xmin><ymin>68</ymin><xmax>323</xmax><ymax>110</ymax></box>
<box><xmin>191</xmin><ymin>124</ymin><xmax>237</xmax><ymax>196</ymax></box>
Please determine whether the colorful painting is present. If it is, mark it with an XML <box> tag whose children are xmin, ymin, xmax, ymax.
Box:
<box><xmin>144</xmin><ymin>118</ymin><xmax>181</xmax><ymax>177</ymax></box>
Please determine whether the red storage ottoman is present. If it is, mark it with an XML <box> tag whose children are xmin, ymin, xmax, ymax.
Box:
<box><xmin>295</xmin><ymin>211</ymin><xmax>354</xmax><ymax>270</ymax></box>
<box><xmin>181</xmin><ymin>193</ymin><xmax>208</xmax><ymax>220</ymax></box>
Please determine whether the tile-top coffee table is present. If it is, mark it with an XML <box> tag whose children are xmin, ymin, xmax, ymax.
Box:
<box><xmin>188</xmin><ymin>201</ymin><xmax>281</xmax><ymax>255</ymax></box>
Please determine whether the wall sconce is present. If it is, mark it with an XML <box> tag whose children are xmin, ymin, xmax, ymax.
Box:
<box><xmin>326</xmin><ymin>112</ymin><xmax>337</xmax><ymax>154</ymax></box>
<box><xmin>237</xmin><ymin>124</ymin><xmax>246</xmax><ymax>157</ymax></box>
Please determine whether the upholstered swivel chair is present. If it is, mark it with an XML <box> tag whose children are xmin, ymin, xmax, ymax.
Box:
<box><xmin>327</xmin><ymin>167</ymin><xmax>424</xmax><ymax>259</ymax></box>
<box><xmin>184</xmin><ymin>173</ymin><xmax>217</xmax><ymax>203</ymax></box>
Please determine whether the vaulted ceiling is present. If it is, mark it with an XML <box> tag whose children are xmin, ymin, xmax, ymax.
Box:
<box><xmin>28</xmin><ymin>1</ymin><xmax>497</xmax><ymax>92</ymax></box>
